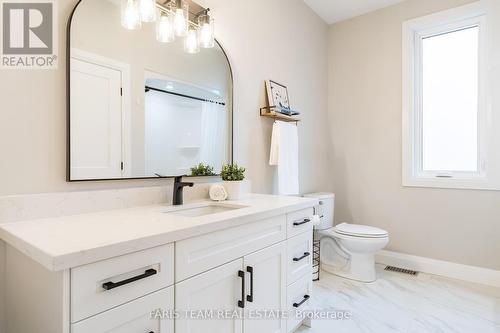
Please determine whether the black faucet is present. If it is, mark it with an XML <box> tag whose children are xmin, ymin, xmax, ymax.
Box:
<box><xmin>173</xmin><ymin>176</ymin><xmax>194</xmax><ymax>205</ymax></box>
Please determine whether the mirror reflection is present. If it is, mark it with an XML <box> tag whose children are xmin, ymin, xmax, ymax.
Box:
<box><xmin>69</xmin><ymin>0</ymin><xmax>232</xmax><ymax>181</ymax></box>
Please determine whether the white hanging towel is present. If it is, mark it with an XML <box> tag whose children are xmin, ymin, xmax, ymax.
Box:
<box><xmin>269</xmin><ymin>121</ymin><xmax>299</xmax><ymax>195</ymax></box>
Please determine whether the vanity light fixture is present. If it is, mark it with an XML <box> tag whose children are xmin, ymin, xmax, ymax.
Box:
<box><xmin>184</xmin><ymin>26</ymin><xmax>200</xmax><ymax>54</ymax></box>
<box><xmin>197</xmin><ymin>11</ymin><xmax>214</xmax><ymax>48</ymax></box>
<box><xmin>139</xmin><ymin>0</ymin><xmax>157</xmax><ymax>22</ymax></box>
<box><xmin>121</xmin><ymin>0</ymin><xmax>142</xmax><ymax>30</ymax></box>
<box><xmin>120</xmin><ymin>0</ymin><xmax>216</xmax><ymax>53</ymax></box>
<box><xmin>156</xmin><ymin>9</ymin><xmax>175</xmax><ymax>42</ymax></box>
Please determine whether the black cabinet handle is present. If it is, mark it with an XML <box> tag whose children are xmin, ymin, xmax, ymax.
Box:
<box><xmin>293</xmin><ymin>295</ymin><xmax>310</xmax><ymax>308</ymax></box>
<box><xmin>293</xmin><ymin>218</ymin><xmax>311</xmax><ymax>226</ymax></box>
<box><xmin>102</xmin><ymin>268</ymin><xmax>157</xmax><ymax>291</ymax></box>
<box><xmin>238</xmin><ymin>270</ymin><xmax>245</xmax><ymax>308</ymax></box>
<box><xmin>293</xmin><ymin>252</ymin><xmax>311</xmax><ymax>262</ymax></box>
<box><xmin>246</xmin><ymin>266</ymin><xmax>254</xmax><ymax>302</ymax></box>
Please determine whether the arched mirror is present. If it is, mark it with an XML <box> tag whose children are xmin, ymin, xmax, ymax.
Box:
<box><xmin>68</xmin><ymin>0</ymin><xmax>233</xmax><ymax>181</ymax></box>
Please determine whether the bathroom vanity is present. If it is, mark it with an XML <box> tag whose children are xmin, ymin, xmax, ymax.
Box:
<box><xmin>0</xmin><ymin>194</ymin><xmax>317</xmax><ymax>333</ymax></box>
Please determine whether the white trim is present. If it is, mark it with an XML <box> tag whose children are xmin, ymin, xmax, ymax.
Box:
<box><xmin>401</xmin><ymin>3</ymin><xmax>498</xmax><ymax>190</ymax></box>
<box><xmin>376</xmin><ymin>250</ymin><xmax>500</xmax><ymax>288</ymax></box>
<box><xmin>70</xmin><ymin>48</ymin><xmax>132</xmax><ymax>178</ymax></box>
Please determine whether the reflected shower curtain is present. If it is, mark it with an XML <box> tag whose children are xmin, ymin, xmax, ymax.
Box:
<box><xmin>200</xmin><ymin>102</ymin><xmax>228</xmax><ymax>172</ymax></box>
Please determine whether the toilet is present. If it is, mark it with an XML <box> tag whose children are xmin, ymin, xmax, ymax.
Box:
<box><xmin>304</xmin><ymin>193</ymin><xmax>389</xmax><ymax>283</ymax></box>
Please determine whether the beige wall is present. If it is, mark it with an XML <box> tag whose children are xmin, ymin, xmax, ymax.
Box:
<box><xmin>328</xmin><ymin>0</ymin><xmax>500</xmax><ymax>270</ymax></box>
<box><xmin>0</xmin><ymin>1</ymin><xmax>331</xmax><ymax>331</ymax></box>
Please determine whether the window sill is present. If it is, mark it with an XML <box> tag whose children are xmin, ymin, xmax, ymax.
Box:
<box><xmin>402</xmin><ymin>177</ymin><xmax>500</xmax><ymax>191</ymax></box>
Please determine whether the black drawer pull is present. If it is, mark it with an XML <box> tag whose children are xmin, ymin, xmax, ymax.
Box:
<box><xmin>293</xmin><ymin>252</ymin><xmax>311</xmax><ymax>262</ymax></box>
<box><xmin>102</xmin><ymin>268</ymin><xmax>157</xmax><ymax>291</ymax></box>
<box><xmin>293</xmin><ymin>295</ymin><xmax>310</xmax><ymax>308</ymax></box>
<box><xmin>246</xmin><ymin>266</ymin><xmax>254</xmax><ymax>302</ymax></box>
<box><xmin>238</xmin><ymin>271</ymin><xmax>245</xmax><ymax>309</ymax></box>
<box><xmin>293</xmin><ymin>218</ymin><xmax>311</xmax><ymax>226</ymax></box>
<box><xmin>238</xmin><ymin>270</ymin><xmax>245</xmax><ymax>308</ymax></box>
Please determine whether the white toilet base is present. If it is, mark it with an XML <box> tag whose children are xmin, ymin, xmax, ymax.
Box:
<box><xmin>322</xmin><ymin>253</ymin><xmax>377</xmax><ymax>282</ymax></box>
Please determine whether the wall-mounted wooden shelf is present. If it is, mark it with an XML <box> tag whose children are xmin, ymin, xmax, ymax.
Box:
<box><xmin>260</xmin><ymin>107</ymin><xmax>300</xmax><ymax>123</ymax></box>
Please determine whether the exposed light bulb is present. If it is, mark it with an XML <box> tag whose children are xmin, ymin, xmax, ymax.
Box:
<box><xmin>174</xmin><ymin>9</ymin><xmax>187</xmax><ymax>36</ymax></box>
<box><xmin>139</xmin><ymin>0</ymin><xmax>157</xmax><ymax>22</ymax></box>
<box><xmin>198</xmin><ymin>18</ymin><xmax>214</xmax><ymax>48</ymax></box>
<box><xmin>184</xmin><ymin>28</ymin><xmax>200</xmax><ymax>54</ymax></box>
<box><xmin>156</xmin><ymin>12</ymin><xmax>174</xmax><ymax>43</ymax></box>
<box><xmin>121</xmin><ymin>0</ymin><xmax>141</xmax><ymax>30</ymax></box>
<box><xmin>173</xmin><ymin>1</ymin><xmax>188</xmax><ymax>37</ymax></box>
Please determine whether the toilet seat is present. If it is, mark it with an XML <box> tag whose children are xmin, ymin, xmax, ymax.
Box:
<box><xmin>333</xmin><ymin>223</ymin><xmax>388</xmax><ymax>238</ymax></box>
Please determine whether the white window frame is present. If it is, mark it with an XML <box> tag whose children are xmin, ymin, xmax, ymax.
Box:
<box><xmin>402</xmin><ymin>3</ymin><xmax>494</xmax><ymax>190</ymax></box>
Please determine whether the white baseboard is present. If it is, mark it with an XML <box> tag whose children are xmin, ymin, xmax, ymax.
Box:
<box><xmin>375</xmin><ymin>250</ymin><xmax>500</xmax><ymax>288</ymax></box>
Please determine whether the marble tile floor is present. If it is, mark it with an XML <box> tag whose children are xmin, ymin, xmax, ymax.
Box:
<box><xmin>297</xmin><ymin>264</ymin><xmax>500</xmax><ymax>333</ymax></box>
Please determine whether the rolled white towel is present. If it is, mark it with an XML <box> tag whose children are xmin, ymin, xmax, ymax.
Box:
<box><xmin>311</xmin><ymin>215</ymin><xmax>321</xmax><ymax>227</ymax></box>
<box><xmin>209</xmin><ymin>184</ymin><xmax>228</xmax><ymax>201</ymax></box>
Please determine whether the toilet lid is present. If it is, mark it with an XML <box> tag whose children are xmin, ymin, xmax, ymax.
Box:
<box><xmin>334</xmin><ymin>223</ymin><xmax>388</xmax><ymax>238</ymax></box>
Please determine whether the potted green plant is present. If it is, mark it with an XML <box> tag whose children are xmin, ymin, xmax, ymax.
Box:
<box><xmin>190</xmin><ymin>163</ymin><xmax>216</xmax><ymax>176</ymax></box>
<box><xmin>220</xmin><ymin>164</ymin><xmax>247</xmax><ymax>200</ymax></box>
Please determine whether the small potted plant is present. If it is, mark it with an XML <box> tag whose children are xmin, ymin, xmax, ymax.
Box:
<box><xmin>220</xmin><ymin>163</ymin><xmax>246</xmax><ymax>200</ymax></box>
<box><xmin>190</xmin><ymin>163</ymin><xmax>216</xmax><ymax>176</ymax></box>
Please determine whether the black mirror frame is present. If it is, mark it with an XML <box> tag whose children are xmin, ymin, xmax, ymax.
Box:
<box><xmin>66</xmin><ymin>0</ymin><xmax>234</xmax><ymax>182</ymax></box>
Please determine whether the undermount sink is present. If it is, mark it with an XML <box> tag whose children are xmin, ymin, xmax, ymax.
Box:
<box><xmin>165</xmin><ymin>203</ymin><xmax>247</xmax><ymax>217</ymax></box>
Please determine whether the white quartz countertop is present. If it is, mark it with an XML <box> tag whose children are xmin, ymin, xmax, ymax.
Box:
<box><xmin>0</xmin><ymin>194</ymin><xmax>317</xmax><ymax>271</ymax></box>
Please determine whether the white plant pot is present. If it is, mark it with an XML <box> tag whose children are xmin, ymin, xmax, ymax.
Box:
<box><xmin>223</xmin><ymin>180</ymin><xmax>248</xmax><ymax>200</ymax></box>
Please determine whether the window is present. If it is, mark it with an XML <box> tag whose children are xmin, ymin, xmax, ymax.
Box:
<box><xmin>422</xmin><ymin>26</ymin><xmax>479</xmax><ymax>173</ymax></box>
<box><xmin>402</xmin><ymin>3</ymin><xmax>497</xmax><ymax>190</ymax></box>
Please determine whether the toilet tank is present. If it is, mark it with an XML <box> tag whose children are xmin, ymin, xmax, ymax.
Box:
<box><xmin>303</xmin><ymin>192</ymin><xmax>335</xmax><ymax>230</ymax></box>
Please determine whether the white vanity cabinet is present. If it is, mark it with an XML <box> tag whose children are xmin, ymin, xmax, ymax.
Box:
<box><xmin>71</xmin><ymin>244</ymin><xmax>174</xmax><ymax>322</ymax></box>
<box><xmin>175</xmin><ymin>209</ymin><xmax>313</xmax><ymax>333</ymax></box>
<box><xmin>2</xmin><ymin>200</ymin><xmax>316</xmax><ymax>333</ymax></box>
<box><xmin>243</xmin><ymin>242</ymin><xmax>288</xmax><ymax>333</ymax></box>
<box><xmin>71</xmin><ymin>287</ymin><xmax>174</xmax><ymax>333</ymax></box>
<box><xmin>175</xmin><ymin>216</ymin><xmax>288</xmax><ymax>333</ymax></box>
<box><xmin>176</xmin><ymin>244</ymin><xmax>289</xmax><ymax>333</ymax></box>
<box><xmin>285</xmin><ymin>208</ymin><xmax>314</xmax><ymax>332</ymax></box>
<box><xmin>175</xmin><ymin>259</ymin><xmax>244</xmax><ymax>333</ymax></box>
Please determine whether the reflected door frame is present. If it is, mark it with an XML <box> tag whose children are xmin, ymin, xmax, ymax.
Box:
<box><xmin>70</xmin><ymin>48</ymin><xmax>132</xmax><ymax>179</ymax></box>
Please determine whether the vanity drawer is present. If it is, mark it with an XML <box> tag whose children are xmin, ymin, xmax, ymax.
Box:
<box><xmin>287</xmin><ymin>231</ymin><xmax>313</xmax><ymax>284</ymax></box>
<box><xmin>287</xmin><ymin>208</ymin><xmax>314</xmax><ymax>238</ymax></box>
<box><xmin>71</xmin><ymin>244</ymin><xmax>174</xmax><ymax>323</ymax></box>
<box><xmin>71</xmin><ymin>286</ymin><xmax>174</xmax><ymax>333</ymax></box>
<box><xmin>176</xmin><ymin>214</ymin><xmax>286</xmax><ymax>281</ymax></box>
<box><xmin>287</xmin><ymin>274</ymin><xmax>313</xmax><ymax>333</ymax></box>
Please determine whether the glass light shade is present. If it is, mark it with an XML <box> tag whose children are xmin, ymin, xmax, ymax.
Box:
<box><xmin>198</xmin><ymin>15</ymin><xmax>214</xmax><ymax>48</ymax></box>
<box><xmin>139</xmin><ymin>0</ymin><xmax>157</xmax><ymax>22</ymax></box>
<box><xmin>173</xmin><ymin>1</ymin><xmax>189</xmax><ymax>37</ymax></box>
<box><xmin>184</xmin><ymin>28</ymin><xmax>200</xmax><ymax>54</ymax></box>
<box><xmin>121</xmin><ymin>0</ymin><xmax>142</xmax><ymax>30</ymax></box>
<box><xmin>156</xmin><ymin>11</ymin><xmax>175</xmax><ymax>43</ymax></box>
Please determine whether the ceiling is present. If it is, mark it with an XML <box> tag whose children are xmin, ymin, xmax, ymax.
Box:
<box><xmin>303</xmin><ymin>0</ymin><xmax>407</xmax><ymax>24</ymax></box>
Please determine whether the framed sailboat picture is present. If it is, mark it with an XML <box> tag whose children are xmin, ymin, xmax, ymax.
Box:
<box><xmin>266</xmin><ymin>80</ymin><xmax>291</xmax><ymax>110</ymax></box>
